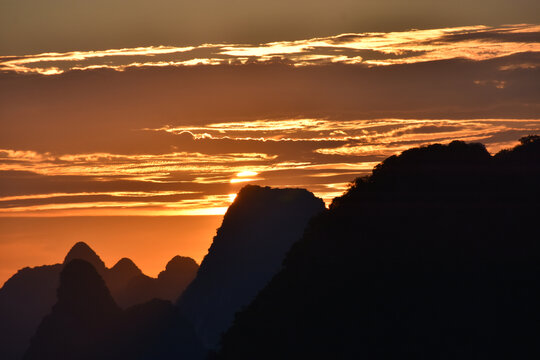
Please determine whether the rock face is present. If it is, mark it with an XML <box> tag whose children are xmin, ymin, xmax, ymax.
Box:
<box><xmin>178</xmin><ymin>185</ymin><xmax>325</xmax><ymax>349</ymax></box>
<box><xmin>0</xmin><ymin>243</ymin><xmax>198</xmax><ymax>359</ymax></box>
<box><xmin>24</xmin><ymin>260</ymin><xmax>205</xmax><ymax>360</ymax></box>
<box><xmin>122</xmin><ymin>299</ymin><xmax>205</xmax><ymax>360</ymax></box>
<box><xmin>215</xmin><ymin>137</ymin><xmax>540</xmax><ymax>359</ymax></box>
<box><xmin>0</xmin><ymin>264</ymin><xmax>61</xmax><ymax>360</ymax></box>
<box><xmin>0</xmin><ymin>243</ymin><xmax>105</xmax><ymax>360</ymax></box>
<box><xmin>24</xmin><ymin>259</ymin><xmax>122</xmax><ymax>360</ymax></box>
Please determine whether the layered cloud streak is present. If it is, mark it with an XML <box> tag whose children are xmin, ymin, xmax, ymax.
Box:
<box><xmin>1</xmin><ymin>24</ymin><xmax>539</xmax><ymax>215</ymax></box>
<box><xmin>1</xmin><ymin>24</ymin><xmax>539</xmax><ymax>75</ymax></box>
<box><xmin>1</xmin><ymin>118</ymin><xmax>539</xmax><ymax>215</ymax></box>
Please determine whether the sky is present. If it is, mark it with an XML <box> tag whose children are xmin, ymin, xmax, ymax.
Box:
<box><xmin>1</xmin><ymin>1</ymin><xmax>539</xmax><ymax>285</ymax></box>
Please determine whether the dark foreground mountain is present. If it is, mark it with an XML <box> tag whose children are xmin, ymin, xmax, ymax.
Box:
<box><xmin>0</xmin><ymin>264</ymin><xmax>61</xmax><ymax>360</ymax></box>
<box><xmin>178</xmin><ymin>185</ymin><xmax>325</xmax><ymax>349</ymax></box>
<box><xmin>24</xmin><ymin>259</ymin><xmax>204</xmax><ymax>360</ymax></box>
<box><xmin>0</xmin><ymin>243</ymin><xmax>198</xmax><ymax>360</ymax></box>
<box><xmin>216</xmin><ymin>136</ymin><xmax>540</xmax><ymax>359</ymax></box>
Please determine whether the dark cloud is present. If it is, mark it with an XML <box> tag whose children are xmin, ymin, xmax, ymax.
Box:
<box><xmin>2</xmin><ymin>0</ymin><xmax>539</xmax><ymax>55</ymax></box>
<box><xmin>435</xmin><ymin>27</ymin><xmax>540</xmax><ymax>44</ymax></box>
<box><xmin>0</xmin><ymin>171</ymin><xmax>230</xmax><ymax>198</ymax></box>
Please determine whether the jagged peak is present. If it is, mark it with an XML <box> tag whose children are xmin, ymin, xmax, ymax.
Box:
<box><xmin>63</xmin><ymin>242</ymin><xmax>106</xmax><ymax>273</ymax></box>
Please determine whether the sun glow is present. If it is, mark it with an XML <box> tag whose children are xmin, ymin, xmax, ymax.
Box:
<box><xmin>229</xmin><ymin>178</ymin><xmax>259</xmax><ymax>184</ymax></box>
<box><xmin>236</xmin><ymin>171</ymin><xmax>258</xmax><ymax>177</ymax></box>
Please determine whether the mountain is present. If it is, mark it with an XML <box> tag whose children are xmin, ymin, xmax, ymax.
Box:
<box><xmin>24</xmin><ymin>259</ymin><xmax>205</xmax><ymax>360</ymax></box>
<box><xmin>0</xmin><ymin>242</ymin><xmax>104</xmax><ymax>360</ymax></box>
<box><xmin>215</xmin><ymin>136</ymin><xmax>540</xmax><ymax>359</ymax></box>
<box><xmin>24</xmin><ymin>259</ymin><xmax>122</xmax><ymax>360</ymax></box>
<box><xmin>156</xmin><ymin>256</ymin><xmax>199</xmax><ymax>301</ymax></box>
<box><xmin>0</xmin><ymin>243</ymin><xmax>198</xmax><ymax>359</ymax></box>
<box><xmin>122</xmin><ymin>299</ymin><xmax>205</xmax><ymax>360</ymax></box>
<box><xmin>63</xmin><ymin>242</ymin><xmax>106</xmax><ymax>275</ymax></box>
<box><xmin>106</xmin><ymin>257</ymin><xmax>144</xmax><ymax>297</ymax></box>
<box><xmin>116</xmin><ymin>256</ymin><xmax>198</xmax><ymax>308</ymax></box>
<box><xmin>178</xmin><ymin>185</ymin><xmax>325</xmax><ymax>349</ymax></box>
<box><xmin>0</xmin><ymin>264</ymin><xmax>61</xmax><ymax>360</ymax></box>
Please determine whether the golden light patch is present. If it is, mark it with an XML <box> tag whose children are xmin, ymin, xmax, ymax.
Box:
<box><xmin>229</xmin><ymin>178</ymin><xmax>259</xmax><ymax>184</ymax></box>
<box><xmin>236</xmin><ymin>170</ymin><xmax>258</xmax><ymax>177</ymax></box>
<box><xmin>2</xmin><ymin>24</ymin><xmax>539</xmax><ymax>75</ymax></box>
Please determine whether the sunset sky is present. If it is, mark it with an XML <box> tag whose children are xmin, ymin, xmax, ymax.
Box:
<box><xmin>1</xmin><ymin>0</ymin><xmax>539</xmax><ymax>284</ymax></box>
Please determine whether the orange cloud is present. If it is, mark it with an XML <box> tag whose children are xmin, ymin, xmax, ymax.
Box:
<box><xmin>2</xmin><ymin>24</ymin><xmax>538</xmax><ymax>75</ymax></box>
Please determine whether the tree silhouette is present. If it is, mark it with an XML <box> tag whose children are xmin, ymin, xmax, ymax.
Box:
<box><xmin>216</xmin><ymin>136</ymin><xmax>540</xmax><ymax>359</ymax></box>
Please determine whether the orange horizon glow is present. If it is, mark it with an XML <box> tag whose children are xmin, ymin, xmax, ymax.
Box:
<box><xmin>0</xmin><ymin>215</ymin><xmax>224</xmax><ymax>287</ymax></box>
<box><xmin>1</xmin><ymin>118</ymin><xmax>539</xmax><ymax>217</ymax></box>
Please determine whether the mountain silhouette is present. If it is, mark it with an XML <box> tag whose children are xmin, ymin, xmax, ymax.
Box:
<box><xmin>178</xmin><ymin>185</ymin><xmax>325</xmax><ymax>349</ymax></box>
<box><xmin>156</xmin><ymin>256</ymin><xmax>199</xmax><ymax>301</ymax></box>
<box><xmin>24</xmin><ymin>259</ymin><xmax>204</xmax><ymax>360</ymax></box>
<box><xmin>106</xmin><ymin>258</ymin><xmax>144</xmax><ymax>297</ymax></box>
<box><xmin>121</xmin><ymin>299</ymin><xmax>205</xmax><ymax>360</ymax></box>
<box><xmin>0</xmin><ymin>242</ymin><xmax>109</xmax><ymax>360</ymax></box>
<box><xmin>116</xmin><ymin>256</ymin><xmax>198</xmax><ymax>308</ymax></box>
<box><xmin>0</xmin><ymin>243</ymin><xmax>198</xmax><ymax>359</ymax></box>
<box><xmin>24</xmin><ymin>259</ymin><xmax>122</xmax><ymax>360</ymax></box>
<box><xmin>63</xmin><ymin>242</ymin><xmax>107</xmax><ymax>275</ymax></box>
<box><xmin>215</xmin><ymin>136</ymin><xmax>540</xmax><ymax>359</ymax></box>
<box><xmin>0</xmin><ymin>264</ymin><xmax>61</xmax><ymax>360</ymax></box>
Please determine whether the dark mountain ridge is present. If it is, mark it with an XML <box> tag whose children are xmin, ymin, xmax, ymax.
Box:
<box><xmin>4</xmin><ymin>136</ymin><xmax>538</xmax><ymax>359</ymax></box>
<box><xmin>216</xmin><ymin>136</ymin><xmax>540</xmax><ymax>359</ymax></box>
<box><xmin>178</xmin><ymin>185</ymin><xmax>325</xmax><ymax>349</ymax></box>
<box><xmin>24</xmin><ymin>259</ymin><xmax>204</xmax><ymax>360</ymax></box>
<box><xmin>0</xmin><ymin>243</ymin><xmax>198</xmax><ymax>360</ymax></box>
<box><xmin>19</xmin><ymin>185</ymin><xmax>326</xmax><ymax>359</ymax></box>
<box><xmin>63</xmin><ymin>242</ymin><xmax>106</xmax><ymax>274</ymax></box>
<box><xmin>117</xmin><ymin>256</ymin><xmax>199</xmax><ymax>307</ymax></box>
<box><xmin>0</xmin><ymin>264</ymin><xmax>62</xmax><ymax>360</ymax></box>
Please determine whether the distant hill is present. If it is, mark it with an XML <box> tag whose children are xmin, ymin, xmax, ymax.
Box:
<box><xmin>0</xmin><ymin>243</ymin><xmax>198</xmax><ymax>360</ymax></box>
<box><xmin>24</xmin><ymin>259</ymin><xmax>122</xmax><ymax>360</ymax></box>
<box><xmin>178</xmin><ymin>185</ymin><xmax>325</xmax><ymax>349</ymax></box>
<box><xmin>24</xmin><ymin>259</ymin><xmax>204</xmax><ymax>360</ymax></box>
<box><xmin>116</xmin><ymin>256</ymin><xmax>199</xmax><ymax>308</ymax></box>
<box><xmin>216</xmin><ymin>136</ymin><xmax>540</xmax><ymax>359</ymax></box>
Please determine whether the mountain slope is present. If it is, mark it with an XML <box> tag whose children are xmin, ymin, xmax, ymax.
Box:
<box><xmin>63</xmin><ymin>242</ymin><xmax>106</xmax><ymax>275</ymax></box>
<box><xmin>0</xmin><ymin>264</ymin><xmax>61</xmax><ymax>360</ymax></box>
<box><xmin>0</xmin><ymin>242</ymin><xmax>198</xmax><ymax>359</ymax></box>
<box><xmin>116</xmin><ymin>256</ymin><xmax>198</xmax><ymax>308</ymax></box>
<box><xmin>24</xmin><ymin>259</ymin><xmax>122</xmax><ymax>360</ymax></box>
<box><xmin>178</xmin><ymin>185</ymin><xmax>325</xmax><ymax>349</ymax></box>
<box><xmin>24</xmin><ymin>260</ymin><xmax>205</xmax><ymax>360</ymax></box>
<box><xmin>216</xmin><ymin>137</ymin><xmax>540</xmax><ymax>359</ymax></box>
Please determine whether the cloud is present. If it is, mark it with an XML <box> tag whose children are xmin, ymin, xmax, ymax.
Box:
<box><xmin>1</xmin><ymin>24</ymin><xmax>539</xmax><ymax>216</ymax></box>
<box><xmin>1</xmin><ymin>25</ymin><xmax>539</xmax><ymax>75</ymax></box>
<box><xmin>1</xmin><ymin>117</ymin><xmax>538</xmax><ymax>215</ymax></box>
<box><xmin>3</xmin><ymin>0</ymin><xmax>540</xmax><ymax>55</ymax></box>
